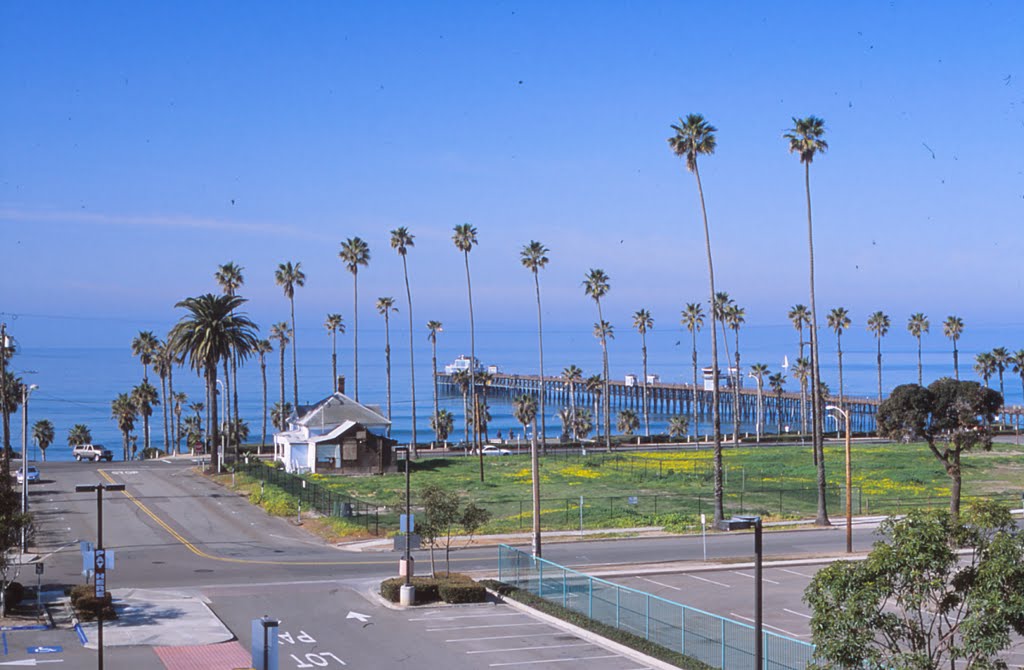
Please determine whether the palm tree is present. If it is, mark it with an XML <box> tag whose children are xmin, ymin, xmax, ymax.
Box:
<box><xmin>376</xmin><ymin>298</ymin><xmax>398</xmax><ymax>432</ymax></box>
<box><xmin>255</xmin><ymin>340</ymin><xmax>273</xmax><ymax>449</ymax></box>
<box><xmin>274</xmin><ymin>261</ymin><xmax>306</xmax><ymax>409</ymax></box>
<box><xmin>793</xmin><ymin>357</ymin><xmax>811</xmax><ymax>436</ymax></box>
<box><xmin>111</xmin><ymin>393</ymin><xmax>136</xmax><ymax>461</ymax></box>
<box><xmin>452</xmin><ymin>224</ymin><xmax>481</xmax><ymax>464</ymax></box>
<box><xmin>943</xmin><ymin>315</ymin><xmax>965</xmax><ymax>380</ymax></box>
<box><xmin>188</xmin><ymin>402</ymin><xmax>204</xmax><ymax>452</ymax></box>
<box><xmin>768</xmin><ymin>372</ymin><xmax>786</xmax><ymax>436</ymax></box>
<box><xmin>991</xmin><ymin>347</ymin><xmax>1010</xmax><ymax>400</ymax></box>
<box><xmin>31</xmin><ymin>419</ymin><xmax>54</xmax><ymax>462</ymax></box>
<box><xmin>512</xmin><ymin>393</ymin><xmax>541</xmax><ymax>556</ymax></box>
<box><xmin>168</xmin><ymin>293</ymin><xmax>258</xmax><ymax>471</ymax></box>
<box><xmin>339</xmin><ymin>237</ymin><xmax>370</xmax><ymax>400</ymax></box>
<box><xmin>1010</xmin><ymin>350</ymin><xmax>1024</xmax><ymax>417</ymax></box>
<box><xmin>468</xmin><ymin>397</ymin><xmax>491</xmax><ymax>442</ymax></box>
<box><xmin>562</xmin><ymin>365</ymin><xmax>583</xmax><ymax>441</ymax></box>
<box><xmin>152</xmin><ymin>341</ymin><xmax>172</xmax><ymax>456</ymax></box>
<box><xmin>591</xmin><ymin>318</ymin><xmax>615</xmax><ymax>450</ymax></box>
<box><xmin>632</xmin><ymin>309</ymin><xmax>654</xmax><ymax>438</ymax></box>
<box><xmin>724</xmin><ymin>302</ymin><xmax>745</xmax><ymax>446</ymax></box>
<box><xmin>668</xmin><ymin>415</ymin><xmax>690</xmax><ymax>441</ymax></box>
<box><xmin>271</xmin><ymin>402</ymin><xmax>293</xmax><ymax>431</ymax></box>
<box><xmin>430</xmin><ymin>409</ymin><xmax>454</xmax><ymax>446</ymax></box>
<box><xmin>426</xmin><ymin>319</ymin><xmax>443</xmax><ymax>443</ymax></box>
<box><xmin>68</xmin><ymin>424</ymin><xmax>92</xmax><ymax>448</ymax></box>
<box><xmin>749</xmin><ymin>363</ymin><xmax>769</xmax><ymax>442</ymax></box>
<box><xmin>269</xmin><ymin>322</ymin><xmax>291</xmax><ymax>433</ymax></box>
<box><xmin>584</xmin><ymin>374</ymin><xmax>603</xmax><ymax>445</ymax></box>
<box><xmin>449</xmin><ymin>369</ymin><xmax>470</xmax><ymax>445</ymax></box>
<box><xmin>520</xmin><ymin>240</ymin><xmax>550</xmax><ymax>449</ymax></box>
<box><xmin>786</xmin><ymin>115</ymin><xmax>829</xmax><ymax>526</ymax></box>
<box><xmin>324</xmin><ymin>314</ymin><xmax>345</xmax><ymax>393</ymax></box>
<box><xmin>131</xmin><ymin>330</ymin><xmax>160</xmax><ymax>382</ymax></box>
<box><xmin>131</xmin><ymin>382</ymin><xmax>159</xmax><ymax>458</ymax></box>
<box><xmin>172</xmin><ymin>391</ymin><xmax>187</xmax><ymax>454</ymax></box>
<box><xmin>975</xmin><ymin>352</ymin><xmax>996</xmax><ymax>389</ymax></box>
<box><xmin>617</xmin><ymin>408</ymin><xmax>639</xmax><ymax>436</ymax></box>
<box><xmin>583</xmin><ymin>269</ymin><xmax>612</xmax><ymax>451</ymax></box>
<box><xmin>907</xmin><ymin>313</ymin><xmax>930</xmax><ymax>385</ymax></box>
<box><xmin>787</xmin><ymin>305</ymin><xmax>811</xmax><ymax>360</ymax></box>
<box><xmin>680</xmin><ymin>302</ymin><xmax>704</xmax><ymax>435</ymax></box>
<box><xmin>826</xmin><ymin>307</ymin><xmax>851</xmax><ymax>405</ymax></box>
<box><xmin>867</xmin><ymin>311</ymin><xmax>891</xmax><ymax>401</ymax></box>
<box><xmin>574</xmin><ymin>408</ymin><xmax>594</xmax><ymax>441</ymax></box>
<box><xmin>390</xmin><ymin>227</ymin><xmax>419</xmax><ymax>457</ymax></box>
<box><xmin>669</xmin><ymin>112</ymin><xmax>722</xmax><ymax>523</ymax></box>
<box><xmin>215</xmin><ymin>261</ymin><xmax>245</xmax><ymax>429</ymax></box>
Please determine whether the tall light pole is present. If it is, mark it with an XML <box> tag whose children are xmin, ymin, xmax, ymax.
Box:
<box><xmin>826</xmin><ymin>405</ymin><xmax>853</xmax><ymax>554</ymax></box>
<box><xmin>76</xmin><ymin>482</ymin><xmax>126</xmax><ymax>670</ymax></box>
<box><xmin>396</xmin><ymin>445</ymin><xmax>415</xmax><ymax>605</ymax></box>
<box><xmin>216</xmin><ymin>379</ymin><xmax>227</xmax><ymax>472</ymax></box>
<box><xmin>20</xmin><ymin>383</ymin><xmax>38</xmax><ymax>552</ymax></box>
<box><xmin>722</xmin><ymin>515</ymin><xmax>763</xmax><ymax>668</ymax></box>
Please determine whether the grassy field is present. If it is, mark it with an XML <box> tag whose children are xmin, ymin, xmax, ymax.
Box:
<box><xmin>237</xmin><ymin>441</ymin><xmax>1024</xmax><ymax>536</ymax></box>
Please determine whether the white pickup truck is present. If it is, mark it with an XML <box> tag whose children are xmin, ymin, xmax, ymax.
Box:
<box><xmin>72</xmin><ymin>444</ymin><xmax>114</xmax><ymax>462</ymax></box>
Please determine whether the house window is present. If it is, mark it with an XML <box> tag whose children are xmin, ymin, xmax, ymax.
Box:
<box><xmin>342</xmin><ymin>440</ymin><xmax>358</xmax><ymax>461</ymax></box>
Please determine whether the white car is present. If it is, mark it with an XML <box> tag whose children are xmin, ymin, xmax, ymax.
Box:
<box><xmin>16</xmin><ymin>466</ymin><xmax>40</xmax><ymax>484</ymax></box>
<box><xmin>482</xmin><ymin>446</ymin><xmax>512</xmax><ymax>456</ymax></box>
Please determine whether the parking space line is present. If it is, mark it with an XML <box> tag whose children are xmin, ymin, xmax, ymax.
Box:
<box><xmin>427</xmin><ymin>622</ymin><xmax>550</xmax><ymax>632</ymax></box>
<box><xmin>732</xmin><ymin>571</ymin><xmax>780</xmax><ymax>585</ymax></box>
<box><xmin>638</xmin><ymin>577</ymin><xmax>682</xmax><ymax>591</ymax></box>
<box><xmin>779</xmin><ymin>568</ymin><xmax>814</xmax><ymax>578</ymax></box>
<box><xmin>729</xmin><ymin>613</ymin><xmax>807</xmax><ymax>638</ymax></box>
<box><xmin>467</xmin><ymin>642</ymin><xmax>594</xmax><ymax>654</ymax></box>
<box><xmin>783</xmin><ymin>608</ymin><xmax>812</xmax><ymax>619</ymax></box>
<box><xmin>489</xmin><ymin>654</ymin><xmax>621</xmax><ymax>667</ymax></box>
<box><xmin>410</xmin><ymin>612</ymin><xmax>525</xmax><ymax>622</ymax></box>
<box><xmin>686</xmin><ymin>574</ymin><xmax>731</xmax><ymax>587</ymax></box>
<box><xmin>446</xmin><ymin>633</ymin><xmax>568</xmax><ymax>643</ymax></box>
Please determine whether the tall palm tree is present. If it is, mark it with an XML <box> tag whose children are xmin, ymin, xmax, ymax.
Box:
<box><xmin>520</xmin><ymin>240</ymin><xmax>550</xmax><ymax>450</ymax></box>
<box><xmin>512</xmin><ymin>393</ymin><xmax>541</xmax><ymax>557</ymax></box>
<box><xmin>426</xmin><ymin>320</ymin><xmax>443</xmax><ymax>443</ymax></box>
<box><xmin>111</xmin><ymin>393</ymin><xmax>136</xmax><ymax>462</ymax></box>
<box><xmin>584</xmin><ymin>374</ymin><xmax>603</xmax><ymax>445</ymax></box>
<box><xmin>583</xmin><ymin>269</ymin><xmax>612</xmax><ymax>451</ymax></box>
<box><xmin>785</xmin><ymin>115</ymin><xmax>829</xmax><ymax>526</ymax></box>
<box><xmin>324</xmin><ymin>314</ymin><xmax>345</xmax><ymax>393</ymax></box>
<box><xmin>452</xmin><ymin>224</ymin><xmax>481</xmax><ymax>468</ymax></box>
<box><xmin>152</xmin><ymin>341</ymin><xmax>172</xmax><ymax>456</ymax></box>
<box><xmin>867</xmin><ymin>311</ymin><xmax>891</xmax><ymax>401</ymax></box>
<box><xmin>68</xmin><ymin>424</ymin><xmax>92</xmax><ymax>447</ymax></box>
<box><xmin>943</xmin><ymin>315</ymin><xmax>965</xmax><ymax>380</ymax></box>
<box><xmin>377</xmin><ymin>298</ymin><xmax>398</xmax><ymax>432</ymax></box>
<box><xmin>169</xmin><ymin>294</ymin><xmax>258</xmax><ymax>471</ymax></box>
<box><xmin>793</xmin><ymin>357</ymin><xmax>811</xmax><ymax>435</ymax></box>
<box><xmin>562</xmin><ymin>365</ymin><xmax>583</xmax><ymax>441</ymax></box>
<box><xmin>274</xmin><ymin>261</ymin><xmax>306</xmax><ymax>409</ymax></box>
<box><xmin>131</xmin><ymin>382</ymin><xmax>159</xmax><ymax>458</ymax></box>
<box><xmin>339</xmin><ymin>237</ymin><xmax>370</xmax><ymax>400</ymax></box>
<box><xmin>172</xmin><ymin>392</ymin><xmax>187</xmax><ymax>455</ymax></box>
<box><xmin>632</xmin><ymin>309</ymin><xmax>654</xmax><ymax>438</ymax></box>
<box><xmin>269</xmin><ymin>322</ymin><xmax>291</xmax><ymax>432</ymax></box>
<box><xmin>975</xmin><ymin>352</ymin><xmax>996</xmax><ymax>389</ymax></box>
<box><xmin>787</xmin><ymin>305</ymin><xmax>811</xmax><ymax>361</ymax></box>
<box><xmin>271</xmin><ymin>402</ymin><xmax>293</xmax><ymax>432</ymax></box>
<box><xmin>430</xmin><ymin>409</ymin><xmax>454</xmax><ymax>446</ymax></box>
<box><xmin>724</xmin><ymin>302</ymin><xmax>745</xmax><ymax>446</ymax></box>
<box><xmin>1010</xmin><ymin>350</ymin><xmax>1024</xmax><ymax>414</ymax></box>
<box><xmin>669</xmin><ymin>112</ymin><xmax>722</xmax><ymax>523</ymax></box>
<box><xmin>748</xmin><ymin>363</ymin><xmax>769</xmax><ymax>442</ymax></box>
<box><xmin>188</xmin><ymin>402</ymin><xmax>204</xmax><ymax>452</ymax></box>
<box><xmin>907</xmin><ymin>313</ymin><xmax>930</xmax><ymax>385</ymax></box>
<box><xmin>826</xmin><ymin>307</ymin><xmax>851</xmax><ymax>405</ymax></box>
<box><xmin>390</xmin><ymin>227</ymin><xmax>419</xmax><ymax>457</ymax></box>
<box><xmin>131</xmin><ymin>330</ymin><xmax>160</xmax><ymax>384</ymax></box>
<box><xmin>31</xmin><ymin>419</ymin><xmax>54</xmax><ymax>462</ymax></box>
<box><xmin>215</xmin><ymin>262</ymin><xmax>245</xmax><ymax>430</ymax></box>
<box><xmin>681</xmin><ymin>302</ymin><xmax>704</xmax><ymax>435</ymax></box>
<box><xmin>255</xmin><ymin>340</ymin><xmax>273</xmax><ymax>449</ymax></box>
<box><xmin>768</xmin><ymin>372</ymin><xmax>786</xmax><ymax>436</ymax></box>
<box><xmin>991</xmin><ymin>347</ymin><xmax>1011</xmax><ymax>403</ymax></box>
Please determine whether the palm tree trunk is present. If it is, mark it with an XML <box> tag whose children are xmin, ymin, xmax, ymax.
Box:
<box><xmin>777</xmin><ymin>391</ymin><xmax>783</xmax><ymax>436</ymax></box>
<box><xmin>805</xmin><ymin>161</ymin><xmax>829</xmax><ymax>526</ymax></box>
<box><xmin>691</xmin><ymin>332</ymin><xmax>699</xmax><ymax>437</ymax></box>
<box><xmin>464</xmin><ymin>252</ymin><xmax>482</xmax><ymax>479</ymax></box>
<box><xmin>279</xmin><ymin>344</ymin><xmax>286</xmax><ymax>430</ymax></box>
<box><xmin>168</xmin><ymin>367</ymin><xmax>177</xmax><ymax>454</ymax></box>
<box><xmin>289</xmin><ymin>297</ymin><xmax>298</xmax><ymax>410</ymax></box>
<box><xmin>533</xmin><ymin>271</ymin><xmax>547</xmax><ymax>454</ymax></box>
<box><xmin>953</xmin><ymin>340</ymin><xmax>959</xmax><ymax>380</ymax></box>
<box><xmin>160</xmin><ymin>374</ymin><xmax>169</xmax><ymax>456</ymax></box>
<box><xmin>568</xmin><ymin>380</ymin><xmax>577</xmax><ymax>441</ymax></box>
<box><xmin>231</xmin><ymin>352</ymin><xmax>239</xmax><ymax>441</ymax></box>
<box><xmin>331</xmin><ymin>331</ymin><xmax>337</xmax><ymax>392</ymax></box>
<box><xmin>401</xmin><ymin>256</ymin><xmax>417</xmax><ymax>458</ymax></box>
<box><xmin>430</xmin><ymin>338</ymin><xmax>438</xmax><ymax>444</ymax></box>
<box><xmin>837</xmin><ymin>332</ymin><xmax>844</xmax><ymax>406</ymax></box>
<box><xmin>756</xmin><ymin>380</ymin><xmax>763</xmax><ymax>442</ymax></box>
<box><xmin>222</xmin><ymin>358</ymin><xmax>231</xmax><ymax>451</ymax></box>
<box><xmin>462</xmin><ymin>389</ymin><xmax>469</xmax><ymax>445</ymax></box>
<box><xmin>917</xmin><ymin>337</ymin><xmax>923</xmax><ymax>386</ymax></box>
<box><xmin>876</xmin><ymin>337</ymin><xmax>883</xmax><ymax>402</ymax></box>
<box><xmin>641</xmin><ymin>335</ymin><xmax>649</xmax><ymax>438</ymax></box>
<box><xmin>207</xmin><ymin>365</ymin><xmax>219</xmax><ymax>471</ymax></box>
<box><xmin>596</xmin><ymin>300</ymin><xmax>610</xmax><ymax>452</ymax></box>
<box><xmin>385</xmin><ymin>316</ymin><xmax>392</xmax><ymax>437</ymax></box>
<box><xmin>530</xmin><ymin>416</ymin><xmax>541</xmax><ymax>558</ymax></box>
<box><xmin>260</xmin><ymin>358</ymin><xmax>268</xmax><ymax>451</ymax></box>
<box><xmin>733</xmin><ymin>331</ymin><xmax>740</xmax><ymax>446</ymax></box>
<box><xmin>693</xmin><ymin>161</ymin><xmax>724</xmax><ymax>526</ymax></box>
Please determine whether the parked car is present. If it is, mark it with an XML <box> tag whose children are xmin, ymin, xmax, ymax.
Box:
<box><xmin>72</xmin><ymin>444</ymin><xmax>114</xmax><ymax>462</ymax></box>
<box><xmin>482</xmin><ymin>445</ymin><xmax>512</xmax><ymax>456</ymax></box>
<box><xmin>15</xmin><ymin>466</ymin><xmax>40</xmax><ymax>484</ymax></box>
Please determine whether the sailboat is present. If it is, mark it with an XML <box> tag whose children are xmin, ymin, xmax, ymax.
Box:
<box><xmin>781</xmin><ymin>355</ymin><xmax>789</xmax><ymax>370</ymax></box>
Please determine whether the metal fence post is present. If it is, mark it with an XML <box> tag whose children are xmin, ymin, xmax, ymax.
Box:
<box><xmin>720</xmin><ymin>618</ymin><xmax>726</xmax><ymax>669</ymax></box>
<box><xmin>588</xmin><ymin>576</ymin><xmax>593</xmax><ymax>618</ymax></box>
<box><xmin>645</xmin><ymin>593</ymin><xmax>650</xmax><ymax>640</ymax></box>
<box><xmin>615</xmin><ymin>586</ymin><xmax>620</xmax><ymax>629</ymax></box>
<box><xmin>563</xmin><ymin>569</ymin><xmax>568</xmax><ymax>608</ymax></box>
<box><xmin>498</xmin><ymin>546</ymin><xmax>503</xmax><ymax>583</ymax></box>
<box><xmin>680</xmin><ymin>605</ymin><xmax>685</xmax><ymax>655</ymax></box>
<box><xmin>537</xmin><ymin>559</ymin><xmax>543</xmax><ymax>597</ymax></box>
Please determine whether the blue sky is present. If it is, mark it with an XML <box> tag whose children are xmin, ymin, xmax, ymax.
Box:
<box><xmin>1</xmin><ymin>1</ymin><xmax>1022</xmax><ymax>349</ymax></box>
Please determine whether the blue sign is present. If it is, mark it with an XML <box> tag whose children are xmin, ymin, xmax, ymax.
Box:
<box><xmin>400</xmin><ymin>513</ymin><xmax>415</xmax><ymax>533</ymax></box>
<box><xmin>28</xmin><ymin>646</ymin><xmax>63</xmax><ymax>654</ymax></box>
<box><xmin>251</xmin><ymin>618</ymin><xmax>279</xmax><ymax>670</ymax></box>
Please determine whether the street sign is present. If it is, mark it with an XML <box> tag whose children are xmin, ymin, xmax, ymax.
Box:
<box><xmin>35</xmin><ymin>563</ymin><xmax>43</xmax><ymax>576</ymax></box>
<box><xmin>93</xmin><ymin>549</ymin><xmax>106</xmax><ymax>599</ymax></box>
<box><xmin>399</xmin><ymin>513</ymin><xmax>415</xmax><ymax>533</ymax></box>
<box><xmin>82</xmin><ymin>549</ymin><xmax>114</xmax><ymax>573</ymax></box>
<box><xmin>628</xmin><ymin>496</ymin><xmax>638</xmax><ymax>506</ymax></box>
<box><xmin>26</xmin><ymin>647</ymin><xmax>62</xmax><ymax>654</ymax></box>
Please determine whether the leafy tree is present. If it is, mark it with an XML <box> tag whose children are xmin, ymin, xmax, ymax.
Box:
<box><xmin>943</xmin><ymin>315</ymin><xmax>965</xmax><ymax>380</ymax></box>
<box><xmin>561</xmin><ymin>365</ymin><xmax>583</xmax><ymax>441</ymax></box>
<box><xmin>67</xmin><ymin>424</ymin><xmax>92</xmax><ymax>448</ymax></box>
<box><xmin>429</xmin><ymin>409</ymin><xmax>453</xmax><ymax>445</ymax></box>
<box><xmin>520</xmin><ymin>241</ymin><xmax>550</xmax><ymax>451</ymax></box>
<box><xmin>323</xmin><ymin>314</ymin><xmax>344</xmax><ymax>393</ymax></box>
<box><xmin>0</xmin><ymin>474</ymin><xmax>30</xmax><ymax>613</ymax></box>
<box><xmin>418</xmin><ymin>485</ymin><xmax>491</xmax><ymax>574</ymax></box>
<box><xmin>768</xmin><ymin>372</ymin><xmax>786</xmax><ymax>435</ymax></box>
<box><xmin>667</xmin><ymin>415</ymin><xmax>689</xmax><ymax>440</ymax></box>
<box><xmin>255</xmin><ymin>340</ymin><xmax>272</xmax><ymax>449</ymax></box>
<box><xmin>31</xmin><ymin>419</ymin><xmax>54</xmax><ymax>461</ymax></box>
<box><xmin>513</xmin><ymin>393</ymin><xmax>541</xmax><ymax>556</ymax></box>
<box><xmin>680</xmin><ymin>302</ymin><xmax>704</xmax><ymax>435</ymax></box>
<box><xmin>805</xmin><ymin>504</ymin><xmax>1024</xmax><ymax>669</ymax></box>
<box><xmin>339</xmin><ymin>238</ymin><xmax>370</xmax><ymax>400</ymax></box>
<box><xmin>274</xmin><ymin>261</ymin><xmax>305</xmax><ymax>409</ymax></box>
<box><xmin>867</xmin><ymin>311</ymin><xmax>891</xmax><ymax>401</ymax></box>
<box><xmin>877</xmin><ymin>378</ymin><xmax>1002</xmax><ymax>517</ymax></box>
<box><xmin>668</xmin><ymin>114</ymin><xmax>723</xmax><ymax>524</ymax></box>
<box><xmin>632</xmin><ymin>308</ymin><xmax>654</xmax><ymax>437</ymax></box>
<box><xmin>0</xmin><ymin>373</ymin><xmax>22</xmax><ymax>465</ymax></box>
<box><xmin>907</xmin><ymin>312</ymin><xmax>930</xmax><ymax>385</ymax></box>
<box><xmin>376</xmin><ymin>298</ymin><xmax>398</xmax><ymax>431</ymax></box>
<box><xmin>748</xmin><ymin>363</ymin><xmax>769</xmax><ymax>441</ymax></box>
<box><xmin>827</xmin><ymin>307</ymin><xmax>851</xmax><ymax>405</ymax></box>
<box><xmin>390</xmin><ymin>227</ymin><xmax>418</xmax><ymax>456</ymax></box>
<box><xmin>111</xmin><ymin>393</ymin><xmax>137</xmax><ymax>461</ymax></box>
<box><xmin>617</xmin><ymin>408</ymin><xmax>639</xmax><ymax>436</ymax></box>
<box><xmin>426</xmin><ymin>319</ymin><xmax>442</xmax><ymax>442</ymax></box>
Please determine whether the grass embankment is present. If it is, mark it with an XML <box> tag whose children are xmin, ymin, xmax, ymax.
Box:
<box><xmin>226</xmin><ymin>442</ymin><xmax>1024</xmax><ymax>539</ymax></box>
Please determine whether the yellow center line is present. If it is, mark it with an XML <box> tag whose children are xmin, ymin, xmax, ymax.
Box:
<box><xmin>96</xmin><ymin>470</ymin><xmax>480</xmax><ymax>566</ymax></box>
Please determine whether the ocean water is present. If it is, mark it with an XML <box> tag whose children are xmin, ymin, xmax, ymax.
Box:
<box><xmin>8</xmin><ymin>322</ymin><xmax>1023</xmax><ymax>462</ymax></box>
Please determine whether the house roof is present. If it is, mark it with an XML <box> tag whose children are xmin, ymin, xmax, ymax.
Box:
<box><xmin>290</xmin><ymin>392</ymin><xmax>390</xmax><ymax>429</ymax></box>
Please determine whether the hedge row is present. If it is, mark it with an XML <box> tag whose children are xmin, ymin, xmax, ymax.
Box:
<box><xmin>380</xmin><ymin>572</ymin><xmax>486</xmax><ymax>605</ymax></box>
<box><xmin>69</xmin><ymin>584</ymin><xmax>117</xmax><ymax>621</ymax></box>
<box><xmin>479</xmin><ymin>580</ymin><xmax>712</xmax><ymax>670</ymax></box>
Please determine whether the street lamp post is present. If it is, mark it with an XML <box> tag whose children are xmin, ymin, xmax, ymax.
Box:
<box><xmin>75</xmin><ymin>482</ymin><xmax>126</xmax><ymax>670</ymax></box>
<box><xmin>396</xmin><ymin>445</ymin><xmax>414</xmax><ymax>605</ymax></box>
<box><xmin>721</xmin><ymin>515</ymin><xmax>763</xmax><ymax>668</ymax></box>
<box><xmin>826</xmin><ymin>405</ymin><xmax>853</xmax><ymax>554</ymax></box>
<box><xmin>20</xmin><ymin>383</ymin><xmax>38</xmax><ymax>552</ymax></box>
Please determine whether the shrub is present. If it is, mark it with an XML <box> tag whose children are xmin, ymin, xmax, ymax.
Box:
<box><xmin>438</xmin><ymin>581</ymin><xmax>486</xmax><ymax>603</ymax></box>
<box><xmin>380</xmin><ymin>573</ymin><xmax>485</xmax><ymax>605</ymax></box>
<box><xmin>69</xmin><ymin>584</ymin><xmax>117</xmax><ymax>621</ymax></box>
<box><xmin>4</xmin><ymin>581</ymin><xmax>24</xmax><ymax>607</ymax></box>
<box><xmin>380</xmin><ymin>577</ymin><xmax>441</xmax><ymax>604</ymax></box>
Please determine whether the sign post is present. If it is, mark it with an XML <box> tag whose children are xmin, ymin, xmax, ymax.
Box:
<box><xmin>35</xmin><ymin>562</ymin><xmax>43</xmax><ymax>611</ymax></box>
<box><xmin>700</xmin><ymin>513</ymin><xmax>707</xmax><ymax>562</ymax></box>
<box><xmin>76</xmin><ymin>482</ymin><xmax>125</xmax><ymax>670</ymax></box>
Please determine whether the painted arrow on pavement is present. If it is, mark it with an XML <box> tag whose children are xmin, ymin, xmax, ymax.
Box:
<box><xmin>346</xmin><ymin>611</ymin><xmax>372</xmax><ymax>623</ymax></box>
<box><xmin>0</xmin><ymin>660</ymin><xmax>64</xmax><ymax>666</ymax></box>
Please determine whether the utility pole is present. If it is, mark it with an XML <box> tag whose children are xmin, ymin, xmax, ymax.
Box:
<box><xmin>1</xmin><ymin>322</ymin><xmax>9</xmax><ymax>469</ymax></box>
<box><xmin>76</xmin><ymin>482</ymin><xmax>125</xmax><ymax>670</ymax></box>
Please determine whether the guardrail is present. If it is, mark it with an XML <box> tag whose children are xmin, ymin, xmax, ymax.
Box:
<box><xmin>497</xmin><ymin>544</ymin><xmax>816</xmax><ymax>669</ymax></box>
